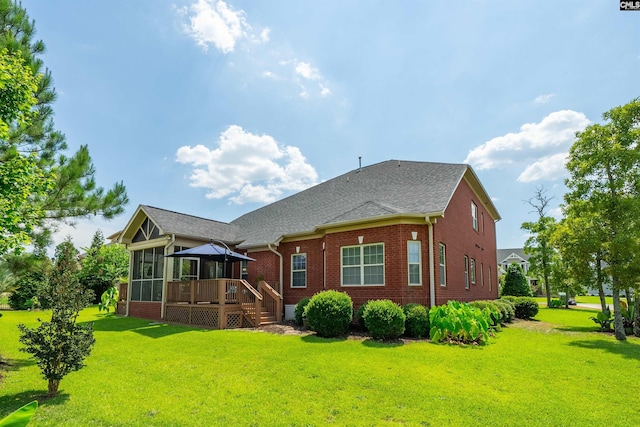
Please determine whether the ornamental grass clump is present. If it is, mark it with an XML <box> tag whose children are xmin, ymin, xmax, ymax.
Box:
<box><xmin>429</xmin><ymin>301</ymin><xmax>492</xmax><ymax>345</ymax></box>
<box><xmin>305</xmin><ymin>290</ymin><xmax>353</xmax><ymax>338</ymax></box>
<box><xmin>363</xmin><ymin>300</ymin><xmax>405</xmax><ymax>340</ymax></box>
<box><xmin>402</xmin><ymin>303</ymin><xmax>430</xmax><ymax>338</ymax></box>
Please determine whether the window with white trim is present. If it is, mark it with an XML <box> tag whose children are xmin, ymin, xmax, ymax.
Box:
<box><xmin>464</xmin><ymin>255</ymin><xmax>469</xmax><ymax>289</ymax></box>
<box><xmin>408</xmin><ymin>241</ymin><xmax>422</xmax><ymax>286</ymax></box>
<box><xmin>470</xmin><ymin>258</ymin><xmax>476</xmax><ymax>284</ymax></box>
<box><xmin>471</xmin><ymin>201</ymin><xmax>478</xmax><ymax>231</ymax></box>
<box><xmin>291</xmin><ymin>253</ymin><xmax>307</xmax><ymax>288</ymax></box>
<box><xmin>480</xmin><ymin>263</ymin><xmax>484</xmax><ymax>287</ymax></box>
<box><xmin>341</xmin><ymin>243</ymin><xmax>384</xmax><ymax>286</ymax></box>
<box><xmin>488</xmin><ymin>266</ymin><xmax>492</xmax><ymax>291</ymax></box>
<box><xmin>439</xmin><ymin>243</ymin><xmax>446</xmax><ymax>287</ymax></box>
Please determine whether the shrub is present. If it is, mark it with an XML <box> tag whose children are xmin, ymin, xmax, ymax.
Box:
<box><xmin>493</xmin><ymin>299</ymin><xmax>514</xmax><ymax>323</ymax></box>
<box><xmin>363</xmin><ymin>300</ymin><xmax>405</xmax><ymax>340</ymax></box>
<box><xmin>403</xmin><ymin>303</ymin><xmax>430</xmax><ymax>338</ymax></box>
<box><xmin>9</xmin><ymin>275</ymin><xmax>42</xmax><ymax>310</ymax></box>
<box><xmin>500</xmin><ymin>263</ymin><xmax>532</xmax><ymax>297</ymax></box>
<box><xmin>549</xmin><ymin>299</ymin><xmax>563</xmax><ymax>309</ymax></box>
<box><xmin>356</xmin><ymin>301</ymin><xmax>372</xmax><ymax>331</ymax></box>
<box><xmin>305</xmin><ymin>290</ymin><xmax>353</xmax><ymax>338</ymax></box>
<box><xmin>502</xmin><ymin>296</ymin><xmax>539</xmax><ymax>319</ymax></box>
<box><xmin>468</xmin><ymin>300</ymin><xmax>501</xmax><ymax>328</ymax></box>
<box><xmin>294</xmin><ymin>297</ymin><xmax>311</xmax><ymax>326</ymax></box>
<box><xmin>429</xmin><ymin>301</ymin><xmax>492</xmax><ymax>344</ymax></box>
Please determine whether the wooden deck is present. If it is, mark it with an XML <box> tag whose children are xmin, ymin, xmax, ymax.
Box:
<box><xmin>164</xmin><ymin>279</ymin><xmax>282</xmax><ymax>329</ymax></box>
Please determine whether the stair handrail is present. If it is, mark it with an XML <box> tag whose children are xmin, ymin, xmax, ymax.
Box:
<box><xmin>258</xmin><ymin>280</ymin><xmax>282</xmax><ymax>322</ymax></box>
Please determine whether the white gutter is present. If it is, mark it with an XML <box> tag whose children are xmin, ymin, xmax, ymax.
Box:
<box><xmin>426</xmin><ymin>217</ymin><xmax>436</xmax><ymax>308</ymax></box>
<box><xmin>268</xmin><ymin>243</ymin><xmax>283</xmax><ymax>295</ymax></box>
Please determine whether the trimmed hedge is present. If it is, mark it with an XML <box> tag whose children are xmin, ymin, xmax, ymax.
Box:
<box><xmin>403</xmin><ymin>303</ymin><xmax>430</xmax><ymax>338</ymax></box>
<box><xmin>305</xmin><ymin>290</ymin><xmax>353</xmax><ymax>338</ymax></box>
<box><xmin>363</xmin><ymin>300</ymin><xmax>405</xmax><ymax>340</ymax></box>
<box><xmin>294</xmin><ymin>297</ymin><xmax>311</xmax><ymax>326</ymax></box>
<box><xmin>493</xmin><ymin>299</ymin><xmax>514</xmax><ymax>323</ymax></box>
<box><xmin>501</xmin><ymin>296</ymin><xmax>539</xmax><ymax>319</ymax></box>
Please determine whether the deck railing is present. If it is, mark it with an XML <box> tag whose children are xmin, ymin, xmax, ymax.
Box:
<box><xmin>258</xmin><ymin>280</ymin><xmax>282</xmax><ymax>322</ymax></box>
<box><xmin>166</xmin><ymin>279</ymin><xmax>268</xmax><ymax>327</ymax></box>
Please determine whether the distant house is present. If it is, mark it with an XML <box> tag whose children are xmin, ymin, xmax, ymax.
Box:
<box><xmin>497</xmin><ymin>248</ymin><xmax>538</xmax><ymax>289</ymax></box>
<box><xmin>115</xmin><ymin>160</ymin><xmax>501</xmax><ymax>328</ymax></box>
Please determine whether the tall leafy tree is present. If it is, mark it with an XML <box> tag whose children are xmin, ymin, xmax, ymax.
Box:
<box><xmin>18</xmin><ymin>239</ymin><xmax>95</xmax><ymax>396</ymax></box>
<box><xmin>0</xmin><ymin>0</ymin><xmax>128</xmax><ymax>251</ymax></box>
<box><xmin>522</xmin><ymin>186</ymin><xmax>557</xmax><ymax>307</ymax></box>
<box><xmin>78</xmin><ymin>230</ymin><xmax>129</xmax><ymax>303</ymax></box>
<box><xmin>565</xmin><ymin>97</ymin><xmax>640</xmax><ymax>341</ymax></box>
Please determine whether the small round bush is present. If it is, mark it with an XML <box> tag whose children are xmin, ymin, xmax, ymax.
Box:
<box><xmin>364</xmin><ymin>300</ymin><xmax>405</xmax><ymax>340</ymax></box>
<box><xmin>305</xmin><ymin>290</ymin><xmax>353</xmax><ymax>338</ymax></box>
<box><xmin>356</xmin><ymin>301</ymin><xmax>372</xmax><ymax>331</ymax></box>
<box><xmin>493</xmin><ymin>299</ymin><xmax>514</xmax><ymax>323</ymax></box>
<box><xmin>513</xmin><ymin>297</ymin><xmax>539</xmax><ymax>319</ymax></box>
<box><xmin>403</xmin><ymin>303</ymin><xmax>430</xmax><ymax>338</ymax></box>
<box><xmin>294</xmin><ymin>297</ymin><xmax>311</xmax><ymax>326</ymax></box>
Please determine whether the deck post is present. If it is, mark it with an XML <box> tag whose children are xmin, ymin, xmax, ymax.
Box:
<box><xmin>190</xmin><ymin>280</ymin><xmax>195</xmax><ymax>304</ymax></box>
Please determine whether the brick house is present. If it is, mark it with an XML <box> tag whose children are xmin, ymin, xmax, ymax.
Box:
<box><xmin>115</xmin><ymin>160</ymin><xmax>500</xmax><ymax>327</ymax></box>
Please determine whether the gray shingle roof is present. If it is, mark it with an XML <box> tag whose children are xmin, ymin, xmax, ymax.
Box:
<box><xmin>497</xmin><ymin>248</ymin><xmax>530</xmax><ymax>264</ymax></box>
<box><xmin>231</xmin><ymin>160</ymin><xmax>471</xmax><ymax>247</ymax></box>
<box><xmin>141</xmin><ymin>205</ymin><xmax>241</xmax><ymax>242</ymax></box>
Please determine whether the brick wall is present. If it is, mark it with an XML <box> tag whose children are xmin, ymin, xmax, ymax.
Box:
<box><xmin>128</xmin><ymin>301</ymin><xmax>162</xmax><ymax>320</ymax></box>
<box><xmin>432</xmin><ymin>178</ymin><xmax>498</xmax><ymax>305</ymax></box>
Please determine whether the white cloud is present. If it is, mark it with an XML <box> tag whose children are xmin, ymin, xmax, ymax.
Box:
<box><xmin>320</xmin><ymin>84</ymin><xmax>331</xmax><ymax>97</ymax></box>
<box><xmin>464</xmin><ymin>110</ymin><xmax>590</xmax><ymax>180</ymax></box>
<box><xmin>534</xmin><ymin>93</ymin><xmax>555</xmax><ymax>104</ymax></box>
<box><xmin>182</xmin><ymin>0</ymin><xmax>267</xmax><ymax>53</ymax></box>
<box><xmin>176</xmin><ymin>125</ymin><xmax>319</xmax><ymax>204</ymax></box>
<box><xmin>517</xmin><ymin>152</ymin><xmax>568</xmax><ymax>182</ymax></box>
<box><xmin>295</xmin><ymin>62</ymin><xmax>321</xmax><ymax>80</ymax></box>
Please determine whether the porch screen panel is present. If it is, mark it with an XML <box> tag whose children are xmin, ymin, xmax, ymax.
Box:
<box><xmin>130</xmin><ymin>247</ymin><xmax>164</xmax><ymax>302</ymax></box>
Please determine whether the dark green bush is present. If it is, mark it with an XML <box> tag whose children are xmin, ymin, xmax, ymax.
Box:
<box><xmin>500</xmin><ymin>263</ymin><xmax>532</xmax><ymax>297</ymax></box>
<box><xmin>502</xmin><ymin>296</ymin><xmax>539</xmax><ymax>319</ymax></box>
<box><xmin>356</xmin><ymin>301</ymin><xmax>372</xmax><ymax>331</ymax></box>
<box><xmin>549</xmin><ymin>299</ymin><xmax>563</xmax><ymax>308</ymax></box>
<box><xmin>9</xmin><ymin>275</ymin><xmax>43</xmax><ymax>310</ymax></box>
<box><xmin>493</xmin><ymin>299</ymin><xmax>514</xmax><ymax>323</ymax></box>
<box><xmin>363</xmin><ymin>300</ymin><xmax>405</xmax><ymax>340</ymax></box>
<box><xmin>403</xmin><ymin>303</ymin><xmax>430</xmax><ymax>338</ymax></box>
<box><xmin>468</xmin><ymin>300</ymin><xmax>501</xmax><ymax>328</ymax></box>
<box><xmin>305</xmin><ymin>290</ymin><xmax>353</xmax><ymax>338</ymax></box>
<box><xmin>294</xmin><ymin>297</ymin><xmax>311</xmax><ymax>326</ymax></box>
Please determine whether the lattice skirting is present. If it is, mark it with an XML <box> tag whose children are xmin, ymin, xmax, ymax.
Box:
<box><xmin>164</xmin><ymin>305</ymin><xmax>249</xmax><ymax>329</ymax></box>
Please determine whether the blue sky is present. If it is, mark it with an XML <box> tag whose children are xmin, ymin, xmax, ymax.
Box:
<box><xmin>21</xmin><ymin>0</ymin><xmax>639</xmax><ymax>251</ymax></box>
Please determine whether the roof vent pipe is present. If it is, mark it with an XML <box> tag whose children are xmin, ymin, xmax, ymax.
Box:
<box><xmin>358</xmin><ymin>156</ymin><xmax>362</xmax><ymax>172</ymax></box>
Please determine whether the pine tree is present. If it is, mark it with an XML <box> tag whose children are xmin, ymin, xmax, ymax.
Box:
<box><xmin>500</xmin><ymin>263</ymin><xmax>532</xmax><ymax>297</ymax></box>
<box><xmin>0</xmin><ymin>0</ymin><xmax>128</xmax><ymax>252</ymax></box>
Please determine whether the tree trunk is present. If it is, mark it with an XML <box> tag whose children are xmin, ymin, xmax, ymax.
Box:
<box><xmin>48</xmin><ymin>379</ymin><xmax>59</xmax><ymax>397</ymax></box>
<box><xmin>633</xmin><ymin>296</ymin><xmax>640</xmax><ymax>338</ymax></box>
<box><xmin>595</xmin><ymin>254</ymin><xmax>607</xmax><ymax>312</ymax></box>
<box><xmin>612</xmin><ymin>284</ymin><xmax>626</xmax><ymax>341</ymax></box>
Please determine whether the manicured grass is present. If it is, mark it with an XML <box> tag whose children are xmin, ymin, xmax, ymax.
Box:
<box><xmin>535</xmin><ymin>295</ymin><xmax>615</xmax><ymax>306</ymax></box>
<box><xmin>1</xmin><ymin>308</ymin><xmax>639</xmax><ymax>426</ymax></box>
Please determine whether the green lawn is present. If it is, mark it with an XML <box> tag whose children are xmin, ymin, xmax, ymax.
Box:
<box><xmin>1</xmin><ymin>308</ymin><xmax>639</xmax><ymax>426</ymax></box>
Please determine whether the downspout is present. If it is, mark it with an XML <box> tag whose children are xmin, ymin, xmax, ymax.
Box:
<box><xmin>426</xmin><ymin>217</ymin><xmax>436</xmax><ymax>308</ymax></box>
<box><xmin>323</xmin><ymin>241</ymin><xmax>326</xmax><ymax>289</ymax></box>
<box><xmin>268</xmin><ymin>243</ymin><xmax>283</xmax><ymax>295</ymax></box>
<box><xmin>125</xmin><ymin>244</ymin><xmax>131</xmax><ymax>317</ymax></box>
<box><xmin>161</xmin><ymin>234</ymin><xmax>176</xmax><ymax>320</ymax></box>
